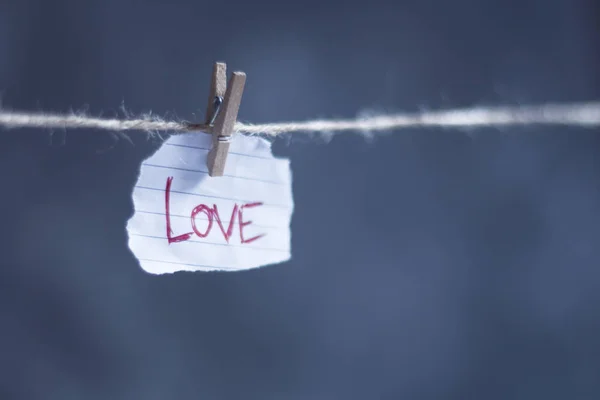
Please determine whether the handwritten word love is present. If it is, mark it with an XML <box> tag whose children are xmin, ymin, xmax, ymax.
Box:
<box><xmin>164</xmin><ymin>176</ymin><xmax>265</xmax><ymax>245</ymax></box>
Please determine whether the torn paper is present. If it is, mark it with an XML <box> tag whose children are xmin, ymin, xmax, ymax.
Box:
<box><xmin>126</xmin><ymin>133</ymin><xmax>293</xmax><ymax>274</ymax></box>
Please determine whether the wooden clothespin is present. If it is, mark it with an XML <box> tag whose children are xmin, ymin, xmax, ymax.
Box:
<box><xmin>205</xmin><ymin>62</ymin><xmax>247</xmax><ymax>177</ymax></box>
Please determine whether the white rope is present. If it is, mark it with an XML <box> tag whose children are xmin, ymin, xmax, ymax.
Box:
<box><xmin>0</xmin><ymin>110</ymin><xmax>188</xmax><ymax>132</ymax></box>
<box><xmin>1</xmin><ymin>102</ymin><xmax>599</xmax><ymax>137</ymax></box>
<box><xmin>235</xmin><ymin>102</ymin><xmax>600</xmax><ymax>135</ymax></box>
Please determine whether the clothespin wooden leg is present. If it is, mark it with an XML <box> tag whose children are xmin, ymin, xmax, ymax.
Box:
<box><xmin>206</xmin><ymin>66</ymin><xmax>246</xmax><ymax>177</ymax></box>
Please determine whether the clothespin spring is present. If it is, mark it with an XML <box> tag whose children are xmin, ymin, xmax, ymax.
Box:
<box><xmin>208</xmin><ymin>96</ymin><xmax>232</xmax><ymax>142</ymax></box>
<box><xmin>208</xmin><ymin>96</ymin><xmax>223</xmax><ymax>126</ymax></box>
<box><xmin>183</xmin><ymin>96</ymin><xmax>223</xmax><ymax>133</ymax></box>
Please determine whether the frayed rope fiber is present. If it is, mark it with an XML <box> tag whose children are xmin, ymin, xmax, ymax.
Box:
<box><xmin>1</xmin><ymin>102</ymin><xmax>600</xmax><ymax>137</ymax></box>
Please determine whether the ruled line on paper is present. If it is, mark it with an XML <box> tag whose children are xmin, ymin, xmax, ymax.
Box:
<box><xmin>134</xmin><ymin>185</ymin><xmax>291</xmax><ymax>209</ymax></box>
<box><xmin>137</xmin><ymin>258</ymin><xmax>240</xmax><ymax>271</ymax></box>
<box><xmin>130</xmin><ymin>233</ymin><xmax>289</xmax><ymax>253</ymax></box>
<box><xmin>165</xmin><ymin>142</ymin><xmax>275</xmax><ymax>160</ymax></box>
<box><xmin>141</xmin><ymin>163</ymin><xmax>286</xmax><ymax>185</ymax></box>
<box><xmin>135</xmin><ymin>209</ymin><xmax>286</xmax><ymax>231</ymax></box>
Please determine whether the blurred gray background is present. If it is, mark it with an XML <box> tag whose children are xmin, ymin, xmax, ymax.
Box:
<box><xmin>1</xmin><ymin>0</ymin><xmax>599</xmax><ymax>398</ymax></box>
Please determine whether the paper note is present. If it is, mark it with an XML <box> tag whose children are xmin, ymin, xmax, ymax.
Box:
<box><xmin>126</xmin><ymin>133</ymin><xmax>294</xmax><ymax>274</ymax></box>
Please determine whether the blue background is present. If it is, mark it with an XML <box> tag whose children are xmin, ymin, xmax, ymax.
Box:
<box><xmin>0</xmin><ymin>0</ymin><xmax>599</xmax><ymax>398</ymax></box>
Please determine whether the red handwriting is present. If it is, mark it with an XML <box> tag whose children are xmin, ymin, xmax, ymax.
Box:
<box><xmin>164</xmin><ymin>176</ymin><xmax>266</xmax><ymax>245</ymax></box>
<box><xmin>239</xmin><ymin>203</ymin><xmax>265</xmax><ymax>244</ymax></box>
<box><xmin>191</xmin><ymin>204</ymin><xmax>213</xmax><ymax>238</ymax></box>
<box><xmin>212</xmin><ymin>204</ymin><xmax>238</xmax><ymax>243</ymax></box>
<box><xmin>165</xmin><ymin>177</ymin><xmax>193</xmax><ymax>243</ymax></box>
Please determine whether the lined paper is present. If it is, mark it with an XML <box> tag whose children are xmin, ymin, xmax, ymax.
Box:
<box><xmin>126</xmin><ymin>132</ymin><xmax>294</xmax><ymax>274</ymax></box>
